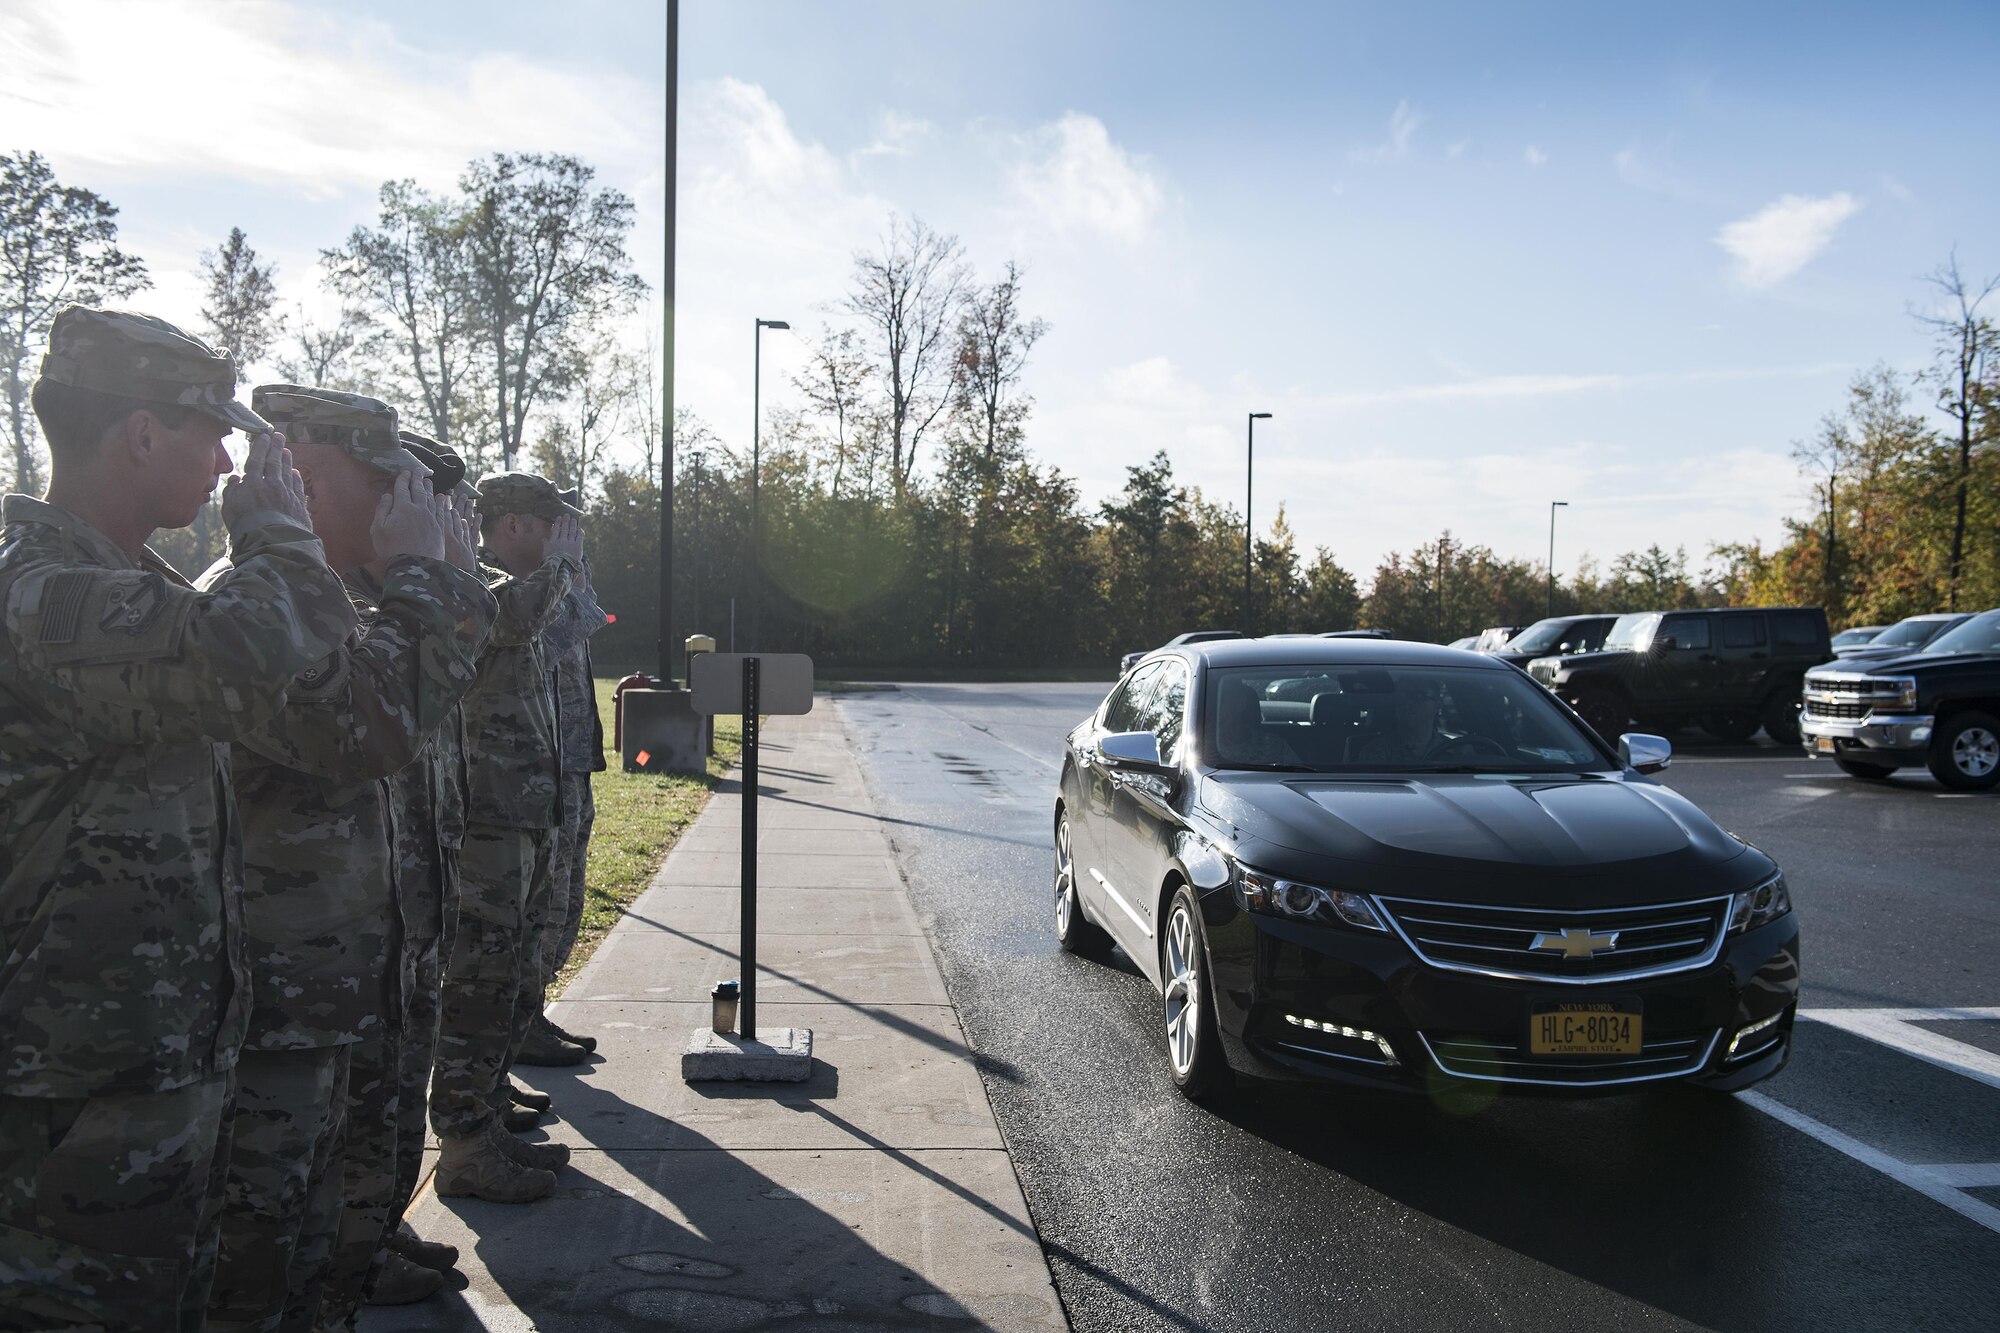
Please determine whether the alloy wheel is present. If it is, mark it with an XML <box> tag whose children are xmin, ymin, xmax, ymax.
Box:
<box><xmin>1163</xmin><ymin>904</ymin><xmax>1200</xmax><ymax>1076</ymax></box>
<box><xmin>1054</xmin><ymin>819</ymin><xmax>1075</xmax><ymax>936</ymax></box>
<box><xmin>1953</xmin><ymin>725</ymin><xmax>1999</xmax><ymax>779</ymax></box>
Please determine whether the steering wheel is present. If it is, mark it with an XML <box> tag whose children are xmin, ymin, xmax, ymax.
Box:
<box><xmin>1425</xmin><ymin>734</ymin><xmax>1510</xmax><ymax>761</ymax></box>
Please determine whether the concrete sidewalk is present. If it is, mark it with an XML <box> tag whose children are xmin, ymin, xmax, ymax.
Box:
<box><xmin>363</xmin><ymin>703</ymin><xmax>1066</xmax><ymax>1331</ymax></box>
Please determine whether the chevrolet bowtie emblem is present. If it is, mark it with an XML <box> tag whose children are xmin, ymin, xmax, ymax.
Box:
<box><xmin>1531</xmin><ymin>926</ymin><xmax>1620</xmax><ymax>960</ymax></box>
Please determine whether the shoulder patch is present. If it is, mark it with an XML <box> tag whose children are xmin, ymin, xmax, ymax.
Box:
<box><xmin>38</xmin><ymin>570</ymin><xmax>92</xmax><ymax>644</ymax></box>
<box><xmin>288</xmin><ymin>650</ymin><xmax>351</xmax><ymax>703</ymax></box>
<box><xmin>98</xmin><ymin>573</ymin><xmax>174</xmax><ymax>637</ymax></box>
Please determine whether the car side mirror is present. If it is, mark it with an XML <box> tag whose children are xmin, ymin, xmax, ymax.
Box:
<box><xmin>1654</xmin><ymin>634</ymin><xmax>1678</xmax><ymax>652</ymax></box>
<box><xmin>1099</xmin><ymin>730</ymin><xmax>1171</xmax><ymax>772</ymax></box>
<box><xmin>1619</xmin><ymin>732</ymin><xmax>1672</xmax><ymax>774</ymax></box>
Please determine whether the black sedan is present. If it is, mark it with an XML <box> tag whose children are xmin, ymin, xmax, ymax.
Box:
<box><xmin>1053</xmin><ymin>638</ymin><xmax>1799</xmax><ymax>1102</ymax></box>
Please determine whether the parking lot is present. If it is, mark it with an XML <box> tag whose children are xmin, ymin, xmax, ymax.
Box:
<box><xmin>841</xmin><ymin>682</ymin><xmax>2000</xmax><ymax>1332</ymax></box>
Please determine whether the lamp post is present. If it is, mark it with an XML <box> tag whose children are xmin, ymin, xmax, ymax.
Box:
<box><xmin>750</xmin><ymin>317</ymin><xmax>789</xmax><ymax>649</ymax></box>
<box><xmin>657</xmin><ymin>0</ymin><xmax>679</xmax><ymax>682</ymax></box>
<box><xmin>1245</xmin><ymin>411</ymin><xmax>1272</xmax><ymax>633</ymax></box>
<box><xmin>1547</xmin><ymin>500</ymin><xmax>1569</xmax><ymax>618</ymax></box>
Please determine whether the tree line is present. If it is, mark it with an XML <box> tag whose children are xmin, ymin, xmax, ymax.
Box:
<box><xmin>3</xmin><ymin>149</ymin><xmax>1994</xmax><ymax>671</ymax></box>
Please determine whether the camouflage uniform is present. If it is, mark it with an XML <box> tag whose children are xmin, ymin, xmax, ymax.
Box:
<box><xmin>0</xmin><ymin>308</ymin><xmax>353</xmax><ymax>1332</ymax></box>
<box><xmin>430</xmin><ymin>474</ymin><xmax>594</xmax><ymax>1143</ymax></box>
<box><xmin>202</xmin><ymin>388</ymin><xmax>492</xmax><ymax>1333</ymax></box>
<box><xmin>544</xmin><ymin>563</ymin><xmax>609</xmax><ymax>988</ymax></box>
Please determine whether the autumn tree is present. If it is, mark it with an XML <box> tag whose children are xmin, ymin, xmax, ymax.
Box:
<box><xmin>0</xmin><ymin>151</ymin><xmax>148</xmax><ymax>492</ymax></box>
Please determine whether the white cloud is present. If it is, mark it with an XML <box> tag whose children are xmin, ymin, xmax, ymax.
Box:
<box><xmin>1011</xmin><ymin>112</ymin><xmax>1163</xmax><ymax>245</ymax></box>
<box><xmin>0</xmin><ymin>0</ymin><xmax>657</xmax><ymax>198</ymax></box>
<box><xmin>1524</xmin><ymin>145</ymin><xmax>1548</xmax><ymax>168</ymax></box>
<box><xmin>1350</xmin><ymin>99</ymin><xmax>1423</xmax><ymax>163</ymax></box>
<box><xmin>856</xmin><ymin>110</ymin><xmax>933</xmax><ymax>159</ymax></box>
<box><xmin>1715</xmin><ymin>192</ymin><xmax>1862</xmax><ymax>287</ymax></box>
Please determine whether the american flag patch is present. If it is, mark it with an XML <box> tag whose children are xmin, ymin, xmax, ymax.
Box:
<box><xmin>38</xmin><ymin>571</ymin><xmax>91</xmax><ymax>644</ymax></box>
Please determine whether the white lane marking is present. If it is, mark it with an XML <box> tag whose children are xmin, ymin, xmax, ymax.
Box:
<box><xmin>1088</xmin><ymin>867</ymin><xmax>1154</xmax><ymax>938</ymax></box>
<box><xmin>1801</xmin><ymin>1007</ymin><xmax>2000</xmax><ymax>1092</ymax></box>
<box><xmin>1914</xmin><ymin>1163</ymin><xmax>2000</xmax><ymax>1188</ymax></box>
<box><xmin>1741</xmin><ymin>1091</ymin><xmax>2000</xmax><ymax>1237</ymax></box>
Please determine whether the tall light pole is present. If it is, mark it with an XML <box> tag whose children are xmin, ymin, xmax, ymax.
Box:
<box><xmin>1245</xmin><ymin>412</ymin><xmax>1272</xmax><ymax>633</ymax></box>
<box><xmin>1547</xmin><ymin>500</ymin><xmax>1569</xmax><ymax>618</ymax></box>
<box><xmin>749</xmin><ymin>318</ymin><xmax>789</xmax><ymax>649</ymax></box>
<box><xmin>657</xmin><ymin>0</ymin><xmax>678</xmax><ymax>682</ymax></box>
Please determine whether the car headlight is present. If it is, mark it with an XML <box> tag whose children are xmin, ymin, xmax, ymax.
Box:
<box><xmin>1238</xmin><ymin>867</ymin><xmax>1386</xmax><ymax>932</ymax></box>
<box><xmin>1727</xmin><ymin>874</ymin><xmax>1792</xmax><ymax>933</ymax></box>
<box><xmin>1528</xmin><ymin>657</ymin><xmax>1561</xmax><ymax>683</ymax></box>
<box><xmin>1888</xmin><ymin>676</ymin><xmax>1918</xmax><ymax>709</ymax></box>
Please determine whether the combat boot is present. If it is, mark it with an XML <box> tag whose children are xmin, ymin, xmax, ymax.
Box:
<box><xmin>508</xmin><ymin>1081</ymin><xmax>552</xmax><ymax>1112</ymax></box>
<box><xmin>433</xmin><ymin>1131</ymin><xmax>557</xmax><ymax>1203</ymax></box>
<box><xmin>366</xmin><ymin>1252</ymin><xmax>444</xmax><ymax>1305</ymax></box>
<box><xmin>388</xmin><ymin>1224</ymin><xmax>459</xmax><ymax>1273</ymax></box>
<box><xmin>542</xmin><ymin>1013</ymin><xmax>598</xmax><ymax>1053</ymax></box>
<box><xmin>503</xmin><ymin>1103</ymin><xmax>547</xmax><ymax>1132</ymax></box>
<box><xmin>515</xmin><ymin>1015</ymin><xmax>590</xmax><ymax>1066</ymax></box>
<box><xmin>490</xmin><ymin>1125</ymin><xmax>570</xmax><ymax>1171</ymax></box>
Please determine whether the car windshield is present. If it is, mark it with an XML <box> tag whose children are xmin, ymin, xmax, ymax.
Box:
<box><xmin>1203</xmin><ymin>664</ymin><xmax>1607</xmax><ymax>773</ymax></box>
<box><xmin>1920</xmin><ymin>610</ymin><xmax>2000</xmax><ymax>656</ymax></box>
<box><xmin>1603</xmin><ymin>612</ymin><xmax>1660</xmax><ymax>651</ymax></box>
<box><xmin>1832</xmin><ymin>628</ymin><xmax>1880</xmax><ymax>647</ymax></box>
<box><xmin>1871</xmin><ymin>617</ymin><xmax>1951</xmax><ymax>648</ymax></box>
<box><xmin>1506</xmin><ymin>619</ymin><xmax>1575</xmax><ymax>654</ymax></box>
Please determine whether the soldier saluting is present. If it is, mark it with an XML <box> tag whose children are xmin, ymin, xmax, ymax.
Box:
<box><xmin>0</xmin><ymin>307</ymin><xmax>354</xmax><ymax>1331</ymax></box>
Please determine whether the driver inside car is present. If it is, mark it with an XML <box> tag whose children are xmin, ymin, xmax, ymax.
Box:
<box><xmin>1351</xmin><ymin>678</ymin><xmax>1446</xmax><ymax>764</ymax></box>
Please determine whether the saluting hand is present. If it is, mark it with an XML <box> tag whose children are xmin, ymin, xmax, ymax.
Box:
<box><xmin>372</xmin><ymin>472</ymin><xmax>446</xmax><ymax>563</ymax></box>
<box><xmin>222</xmin><ymin>432</ymin><xmax>313</xmax><ymax>530</ymax></box>
<box><xmin>544</xmin><ymin>513</ymin><xmax>584</xmax><ymax>564</ymax></box>
<box><xmin>437</xmin><ymin>494</ymin><xmax>479</xmax><ymax>573</ymax></box>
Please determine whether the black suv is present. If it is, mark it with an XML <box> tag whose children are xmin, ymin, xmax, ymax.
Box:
<box><xmin>1527</xmin><ymin>607</ymin><xmax>1831</xmax><ymax>744</ymax></box>
<box><xmin>1490</xmin><ymin>615</ymin><xmax>1619</xmax><ymax>669</ymax></box>
<box><xmin>1799</xmin><ymin>608</ymin><xmax>2000</xmax><ymax>789</ymax></box>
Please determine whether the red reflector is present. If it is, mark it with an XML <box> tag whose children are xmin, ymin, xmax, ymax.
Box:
<box><xmin>605</xmin><ymin>613</ymin><xmax>616</xmax><ymax>623</ymax></box>
<box><xmin>635</xmin><ymin>749</ymin><xmax>651</xmax><ymax>766</ymax></box>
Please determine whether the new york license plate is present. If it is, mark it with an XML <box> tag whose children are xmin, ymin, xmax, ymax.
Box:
<box><xmin>1529</xmin><ymin>1000</ymin><xmax>1643</xmax><ymax>1056</ymax></box>
<box><xmin>1814</xmin><ymin>736</ymin><xmax>1836</xmax><ymax>754</ymax></box>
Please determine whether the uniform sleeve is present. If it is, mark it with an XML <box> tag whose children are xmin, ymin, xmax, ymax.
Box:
<box><xmin>4</xmin><ymin>511</ymin><xmax>355</xmax><ymax>747</ymax></box>
<box><xmin>485</xmin><ymin>553</ymin><xmax>580</xmax><ymax>647</ymax></box>
<box><xmin>538</xmin><ymin>580</ymin><xmax>609</xmax><ymax>662</ymax></box>
<box><xmin>232</xmin><ymin>555</ymin><xmax>498</xmax><ymax>782</ymax></box>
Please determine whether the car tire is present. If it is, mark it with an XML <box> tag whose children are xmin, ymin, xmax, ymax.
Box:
<box><xmin>1702</xmin><ymin>711</ymin><xmax>1760</xmax><ymax>743</ymax></box>
<box><xmin>1571</xmin><ymin>687</ymin><xmax>1630</xmax><ymax>742</ymax></box>
<box><xmin>1927</xmin><ymin>711</ymin><xmax>2000</xmax><ymax>792</ymax></box>
<box><xmin>1053</xmin><ymin>811</ymin><xmax>1110</xmax><ymax>956</ymax></box>
<box><xmin>1759</xmin><ymin>690</ymin><xmax>1804</xmax><ymax>746</ymax></box>
<box><xmin>1161</xmin><ymin>884</ymin><xmax>1229</xmax><ymax>1103</ymax></box>
<box><xmin>1834</xmin><ymin>758</ymin><xmax>1898</xmax><ymax>780</ymax></box>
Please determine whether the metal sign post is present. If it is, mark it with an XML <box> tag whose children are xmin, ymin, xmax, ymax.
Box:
<box><xmin>685</xmin><ymin>652</ymin><xmax>815</xmax><ymax>1081</ymax></box>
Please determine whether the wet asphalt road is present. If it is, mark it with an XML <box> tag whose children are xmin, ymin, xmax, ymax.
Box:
<box><xmin>838</xmin><ymin>681</ymin><xmax>2000</xmax><ymax>1333</ymax></box>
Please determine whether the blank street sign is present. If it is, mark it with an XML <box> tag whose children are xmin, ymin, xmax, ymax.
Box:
<box><xmin>690</xmin><ymin>653</ymin><xmax>816</xmax><ymax>716</ymax></box>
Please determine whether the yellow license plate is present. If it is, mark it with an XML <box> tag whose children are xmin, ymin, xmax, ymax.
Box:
<box><xmin>1530</xmin><ymin>1002</ymin><xmax>1642</xmax><ymax>1056</ymax></box>
<box><xmin>1814</xmin><ymin>736</ymin><xmax>1836</xmax><ymax>754</ymax></box>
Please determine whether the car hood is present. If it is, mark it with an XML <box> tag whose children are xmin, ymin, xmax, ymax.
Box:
<box><xmin>1812</xmin><ymin>649</ymin><xmax>2000</xmax><ymax>677</ymax></box>
<box><xmin>1196</xmin><ymin>771</ymin><xmax>1760</xmax><ymax>908</ymax></box>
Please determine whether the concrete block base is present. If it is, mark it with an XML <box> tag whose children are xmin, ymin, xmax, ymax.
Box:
<box><xmin>681</xmin><ymin>1026</ymin><xmax>814</xmax><ymax>1082</ymax></box>
<box><xmin>621</xmin><ymin>688</ymin><xmax>707</xmax><ymax>773</ymax></box>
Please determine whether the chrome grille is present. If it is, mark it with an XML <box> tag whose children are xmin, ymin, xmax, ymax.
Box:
<box><xmin>1421</xmin><ymin>1031</ymin><xmax>1719</xmax><ymax>1085</ymax></box>
<box><xmin>1374</xmin><ymin>895</ymin><xmax>1732</xmax><ymax>983</ymax></box>
<box><xmin>1803</xmin><ymin>699</ymin><xmax>1871</xmax><ymax>721</ymax></box>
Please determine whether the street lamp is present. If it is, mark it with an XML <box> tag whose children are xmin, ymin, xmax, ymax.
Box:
<box><xmin>1547</xmin><ymin>500</ymin><xmax>1569</xmax><ymax>618</ymax></box>
<box><xmin>750</xmin><ymin>317</ymin><xmax>789</xmax><ymax>648</ymax></box>
<box><xmin>1245</xmin><ymin>412</ymin><xmax>1272</xmax><ymax>634</ymax></box>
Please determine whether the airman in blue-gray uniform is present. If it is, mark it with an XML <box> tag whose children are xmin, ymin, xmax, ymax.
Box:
<box><xmin>0</xmin><ymin>307</ymin><xmax>355</xmax><ymax>1332</ymax></box>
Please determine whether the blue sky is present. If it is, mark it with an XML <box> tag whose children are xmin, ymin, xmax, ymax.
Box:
<box><xmin>5</xmin><ymin>0</ymin><xmax>1996</xmax><ymax>579</ymax></box>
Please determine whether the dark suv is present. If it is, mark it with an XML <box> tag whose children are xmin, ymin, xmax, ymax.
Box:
<box><xmin>1527</xmin><ymin>607</ymin><xmax>1831</xmax><ymax>744</ymax></box>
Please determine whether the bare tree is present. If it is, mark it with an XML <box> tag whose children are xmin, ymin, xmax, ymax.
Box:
<box><xmin>461</xmin><ymin>153</ymin><xmax>647</xmax><ymax>468</ymax></box>
<box><xmin>0</xmin><ymin>151</ymin><xmax>148</xmax><ymax>492</ymax></box>
<box><xmin>793</xmin><ymin>327</ymin><xmax>875</xmax><ymax>498</ymax></box>
<box><xmin>842</xmin><ymin>215</ymin><xmax>967</xmax><ymax>489</ymax></box>
<box><xmin>323</xmin><ymin>179</ymin><xmax>480</xmax><ymax>453</ymax></box>
<box><xmin>273</xmin><ymin>302</ymin><xmax>371</xmax><ymax>391</ymax></box>
<box><xmin>1915</xmin><ymin>253</ymin><xmax>1999</xmax><ymax>610</ymax></box>
<box><xmin>953</xmin><ymin>260</ymin><xmax>1047</xmax><ymax>462</ymax></box>
<box><xmin>197</xmin><ymin>227</ymin><xmax>279</xmax><ymax>367</ymax></box>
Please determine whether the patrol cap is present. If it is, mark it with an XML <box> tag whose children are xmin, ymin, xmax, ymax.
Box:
<box><xmin>478</xmin><ymin>471</ymin><xmax>583</xmax><ymax>522</ymax></box>
<box><xmin>252</xmin><ymin>385</ymin><xmax>428</xmax><ymax>479</ymax></box>
<box><xmin>397</xmin><ymin>429</ymin><xmax>471</xmax><ymax>495</ymax></box>
<box><xmin>36</xmin><ymin>304</ymin><xmax>269</xmax><ymax>433</ymax></box>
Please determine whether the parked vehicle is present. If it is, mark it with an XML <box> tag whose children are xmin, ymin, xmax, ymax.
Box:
<box><xmin>1526</xmin><ymin>606</ymin><xmax>1831</xmax><ymax>744</ymax></box>
<box><xmin>1800</xmin><ymin>607</ymin><xmax>2000</xmax><ymax>790</ymax></box>
<box><xmin>1053</xmin><ymin>638</ymin><xmax>1798</xmax><ymax>1102</ymax></box>
<box><xmin>1828</xmin><ymin>612</ymin><xmax>1970</xmax><ymax>664</ymax></box>
<box><xmin>1831</xmin><ymin>625</ymin><xmax>1888</xmax><ymax>653</ymax></box>
<box><xmin>1447</xmin><ymin>636</ymin><xmax>1480</xmax><ymax>650</ymax></box>
<box><xmin>1471</xmin><ymin>625</ymin><xmax>1523</xmax><ymax>652</ymax></box>
<box><xmin>1121</xmin><ymin>630</ymin><xmax>1245</xmax><ymax>676</ymax></box>
<box><xmin>1319</xmin><ymin>629</ymin><xmax>1393</xmax><ymax>640</ymax></box>
<box><xmin>1489</xmin><ymin>615</ymin><xmax>1619</xmax><ymax>669</ymax></box>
